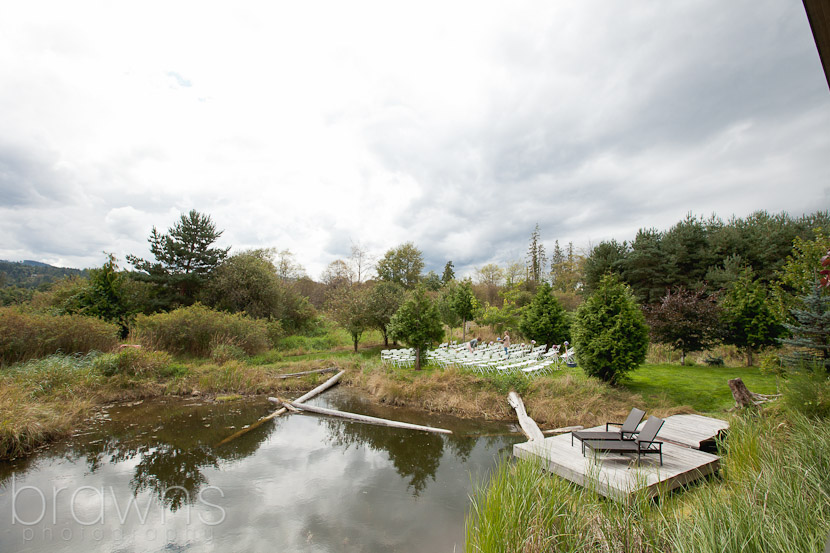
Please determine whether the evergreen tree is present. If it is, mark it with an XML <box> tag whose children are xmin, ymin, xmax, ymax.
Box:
<box><xmin>549</xmin><ymin>240</ymin><xmax>566</xmax><ymax>290</ymax></box>
<box><xmin>437</xmin><ymin>283</ymin><xmax>462</xmax><ymax>342</ymax></box>
<box><xmin>622</xmin><ymin>228</ymin><xmax>669</xmax><ymax>304</ymax></box>
<box><xmin>720</xmin><ymin>270</ymin><xmax>785</xmax><ymax>366</ymax></box>
<box><xmin>573</xmin><ymin>275</ymin><xmax>649</xmax><ymax>384</ymax></box>
<box><xmin>583</xmin><ymin>240</ymin><xmax>628</xmax><ymax>294</ymax></box>
<box><xmin>518</xmin><ymin>282</ymin><xmax>569</xmax><ymax>349</ymax></box>
<box><xmin>76</xmin><ymin>253</ymin><xmax>146</xmax><ymax>335</ymax></box>
<box><xmin>388</xmin><ymin>287</ymin><xmax>444</xmax><ymax>370</ymax></box>
<box><xmin>526</xmin><ymin>224</ymin><xmax>547</xmax><ymax>285</ymax></box>
<box><xmin>782</xmin><ymin>284</ymin><xmax>830</xmax><ymax>372</ymax></box>
<box><xmin>450</xmin><ymin>279</ymin><xmax>478</xmax><ymax>340</ymax></box>
<box><xmin>660</xmin><ymin>213</ymin><xmax>713</xmax><ymax>289</ymax></box>
<box><xmin>442</xmin><ymin>261</ymin><xmax>455</xmax><ymax>285</ymax></box>
<box><xmin>127</xmin><ymin>210</ymin><xmax>229</xmax><ymax>307</ymax></box>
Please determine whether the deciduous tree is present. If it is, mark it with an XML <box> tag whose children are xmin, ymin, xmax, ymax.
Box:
<box><xmin>644</xmin><ymin>287</ymin><xmax>721</xmax><ymax>365</ymax></box>
<box><xmin>366</xmin><ymin>281</ymin><xmax>405</xmax><ymax>347</ymax></box>
<box><xmin>720</xmin><ymin>269</ymin><xmax>785</xmax><ymax>367</ymax></box>
<box><xmin>327</xmin><ymin>285</ymin><xmax>370</xmax><ymax>353</ymax></box>
<box><xmin>376</xmin><ymin>242</ymin><xmax>424</xmax><ymax>289</ymax></box>
<box><xmin>202</xmin><ymin>249</ymin><xmax>316</xmax><ymax>331</ymax></box>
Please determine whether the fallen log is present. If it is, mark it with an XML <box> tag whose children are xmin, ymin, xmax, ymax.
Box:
<box><xmin>284</xmin><ymin>401</ymin><xmax>453</xmax><ymax>435</ymax></box>
<box><xmin>507</xmin><ymin>391</ymin><xmax>544</xmax><ymax>442</ymax></box>
<box><xmin>215</xmin><ymin>370</ymin><xmax>345</xmax><ymax>447</ymax></box>
<box><xmin>275</xmin><ymin>367</ymin><xmax>338</xmax><ymax>379</ymax></box>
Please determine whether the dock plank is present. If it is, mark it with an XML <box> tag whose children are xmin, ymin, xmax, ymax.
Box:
<box><xmin>513</xmin><ymin>414</ymin><xmax>727</xmax><ymax>500</ymax></box>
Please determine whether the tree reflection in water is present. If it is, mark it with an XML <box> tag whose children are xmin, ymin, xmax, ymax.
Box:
<box><xmin>47</xmin><ymin>398</ymin><xmax>275</xmax><ymax>511</ymax></box>
<box><xmin>318</xmin><ymin>394</ymin><xmax>478</xmax><ymax>494</ymax></box>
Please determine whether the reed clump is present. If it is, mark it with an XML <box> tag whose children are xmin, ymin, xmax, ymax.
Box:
<box><xmin>465</xmin><ymin>410</ymin><xmax>830</xmax><ymax>553</ymax></box>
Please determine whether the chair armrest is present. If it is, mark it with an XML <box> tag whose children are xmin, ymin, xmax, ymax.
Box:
<box><xmin>605</xmin><ymin>422</ymin><xmax>624</xmax><ymax>431</ymax></box>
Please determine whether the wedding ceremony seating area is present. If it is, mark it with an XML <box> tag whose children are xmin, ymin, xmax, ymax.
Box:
<box><xmin>381</xmin><ymin>341</ymin><xmax>574</xmax><ymax>376</ymax></box>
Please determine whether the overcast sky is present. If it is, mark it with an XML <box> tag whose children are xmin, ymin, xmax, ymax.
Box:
<box><xmin>1</xmin><ymin>1</ymin><xmax>828</xmax><ymax>280</ymax></box>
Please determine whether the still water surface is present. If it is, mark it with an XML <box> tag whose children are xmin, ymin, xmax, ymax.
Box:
<box><xmin>0</xmin><ymin>389</ymin><xmax>519</xmax><ymax>552</ymax></box>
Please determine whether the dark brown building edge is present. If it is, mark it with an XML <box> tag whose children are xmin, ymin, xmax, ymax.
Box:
<box><xmin>803</xmin><ymin>0</ymin><xmax>830</xmax><ymax>90</ymax></box>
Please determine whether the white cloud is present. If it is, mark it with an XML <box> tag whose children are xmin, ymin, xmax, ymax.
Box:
<box><xmin>0</xmin><ymin>0</ymin><xmax>827</xmax><ymax>276</ymax></box>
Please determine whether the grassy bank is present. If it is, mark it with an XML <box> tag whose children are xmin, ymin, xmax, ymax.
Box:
<box><xmin>464</xmin><ymin>409</ymin><xmax>830</xmax><ymax>553</ymax></box>
<box><xmin>0</xmin><ymin>342</ymin><xmax>779</xmax><ymax>461</ymax></box>
<box><xmin>0</xmin><ymin>350</ymin><xmax>364</xmax><ymax>459</ymax></box>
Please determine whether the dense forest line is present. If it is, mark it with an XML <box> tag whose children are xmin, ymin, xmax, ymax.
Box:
<box><xmin>2</xmin><ymin>209</ymin><xmax>828</xmax><ymax>370</ymax></box>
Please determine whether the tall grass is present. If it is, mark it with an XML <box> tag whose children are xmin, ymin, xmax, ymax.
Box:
<box><xmin>666</xmin><ymin>412</ymin><xmax>830</xmax><ymax>553</ymax></box>
<box><xmin>465</xmin><ymin>411</ymin><xmax>830</xmax><ymax>553</ymax></box>
<box><xmin>0</xmin><ymin>307</ymin><xmax>119</xmax><ymax>366</ymax></box>
<box><xmin>465</xmin><ymin>457</ymin><xmax>668</xmax><ymax>553</ymax></box>
<box><xmin>0</xmin><ymin>354</ymin><xmax>100</xmax><ymax>458</ymax></box>
<box><xmin>132</xmin><ymin>303</ymin><xmax>272</xmax><ymax>357</ymax></box>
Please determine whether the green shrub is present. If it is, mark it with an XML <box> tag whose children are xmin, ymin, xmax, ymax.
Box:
<box><xmin>0</xmin><ymin>307</ymin><xmax>119</xmax><ymax>366</ymax></box>
<box><xmin>94</xmin><ymin>347</ymin><xmax>173</xmax><ymax>377</ymax></box>
<box><xmin>132</xmin><ymin>304</ymin><xmax>270</xmax><ymax>357</ymax></box>
<box><xmin>572</xmin><ymin>275</ymin><xmax>649</xmax><ymax>384</ymax></box>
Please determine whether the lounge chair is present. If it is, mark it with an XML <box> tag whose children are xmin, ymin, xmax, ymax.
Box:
<box><xmin>582</xmin><ymin>415</ymin><xmax>665</xmax><ymax>465</ymax></box>
<box><xmin>571</xmin><ymin>407</ymin><xmax>646</xmax><ymax>451</ymax></box>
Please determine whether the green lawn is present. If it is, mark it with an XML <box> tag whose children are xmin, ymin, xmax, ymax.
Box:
<box><xmin>623</xmin><ymin>363</ymin><xmax>781</xmax><ymax>413</ymax></box>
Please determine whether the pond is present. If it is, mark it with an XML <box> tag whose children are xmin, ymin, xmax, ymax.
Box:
<box><xmin>0</xmin><ymin>388</ymin><xmax>520</xmax><ymax>552</ymax></box>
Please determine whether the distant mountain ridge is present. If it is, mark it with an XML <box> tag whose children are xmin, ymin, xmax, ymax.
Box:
<box><xmin>0</xmin><ymin>259</ymin><xmax>88</xmax><ymax>289</ymax></box>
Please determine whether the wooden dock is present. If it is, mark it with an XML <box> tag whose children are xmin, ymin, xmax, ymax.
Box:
<box><xmin>513</xmin><ymin>414</ymin><xmax>727</xmax><ymax>500</ymax></box>
<box><xmin>651</xmin><ymin>413</ymin><xmax>728</xmax><ymax>450</ymax></box>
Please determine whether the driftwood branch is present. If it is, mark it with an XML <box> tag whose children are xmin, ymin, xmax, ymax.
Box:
<box><xmin>215</xmin><ymin>370</ymin><xmax>345</xmax><ymax>447</ymax></box>
<box><xmin>285</xmin><ymin>401</ymin><xmax>453</xmax><ymax>434</ymax></box>
<box><xmin>507</xmin><ymin>391</ymin><xmax>544</xmax><ymax>442</ymax></box>
<box><xmin>275</xmin><ymin>367</ymin><xmax>338</xmax><ymax>379</ymax></box>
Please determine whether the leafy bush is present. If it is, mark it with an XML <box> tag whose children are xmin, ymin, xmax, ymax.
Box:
<box><xmin>132</xmin><ymin>303</ymin><xmax>270</xmax><ymax>357</ymax></box>
<box><xmin>0</xmin><ymin>307</ymin><xmax>119</xmax><ymax>366</ymax></box>
<box><xmin>94</xmin><ymin>347</ymin><xmax>173</xmax><ymax>377</ymax></box>
<box><xmin>572</xmin><ymin>275</ymin><xmax>649</xmax><ymax>384</ymax></box>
